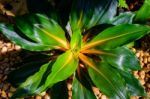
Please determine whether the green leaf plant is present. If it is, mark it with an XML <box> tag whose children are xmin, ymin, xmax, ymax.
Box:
<box><xmin>0</xmin><ymin>0</ymin><xmax>150</xmax><ymax>99</ymax></box>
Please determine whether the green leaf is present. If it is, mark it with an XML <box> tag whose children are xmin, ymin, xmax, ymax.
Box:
<box><xmin>15</xmin><ymin>14</ymin><xmax>68</xmax><ymax>49</ymax></box>
<box><xmin>70</xmin><ymin>29</ymin><xmax>82</xmax><ymax>51</ymax></box>
<box><xmin>50</xmin><ymin>81</ymin><xmax>68</xmax><ymax>99</ymax></box>
<box><xmin>100</xmin><ymin>47</ymin><xmax>141</xmax><ymax>71</ymax></box>
<box><xmin>110</xmin><ymin>12</ymin><xmax>135</xmax><ymax>25</ymax></box>
<box><xmin>0</xmin><ymin>24</ymin><xmax>54</xmax><ymax>51</ymax></box>
<box><xmin>70</xmin><ymin>0</ymin><xmax>118</xmax><ymax>31</ymax></box>
<box><xmin>12</xmin><ymin>62</ymin><xmax>54</xmax><ymax>98</ymax></box>
<box><xmin>39</xmin><ymin>50</ymin><xmax>79</xmax><ymax>92</ymax></box>
<box><xmin>118</xmin><ymin>0</ymin><xmax>128</xmax><ymax>8</ymax></box>
<box><xmin>83</xmin><ymin>24</ymin><xmax>150</xmax><ymax>50</ymax></box>
<box><xmin>88</xmin><ymin>62</ymin><xmax>129</xmax><ymax>99</ymax></box>
<box><xmin>119</xmin><ymin>70</ymin><xmax>146</xmax><ymax>97</ymax></box>
<box><xmin>135</xmin><ymin>0</ymin><xmax>150</xmax><ymax>23</ymax></box>
<box><xmin>72</xmin><ymin>77</ymin><xmax>96</xmax><ymax>99</ymax></box>
<box><xmin>7</xmin><ymin>54</ymin><xmax>49</xmax><ymax>87</ymax></box>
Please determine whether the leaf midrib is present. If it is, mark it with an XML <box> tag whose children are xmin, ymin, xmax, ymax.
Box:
<box><xmin>79</xmin><ymin>53</ymin><xmax>125</xmax><ymax>98</ymax></box>
<box><xmin>82</xmin><ymin>29</ymin><xmax>148</xmax><ymax>50</ymax></box>
<box><xmin>35</xmin><ymin>26</ymin><xmax>68</xmax><ymax>48</ymax></box>
<box><xmin>45</xmin><ymin>52</ymin><xmax>74</xmax><ymax>86</ymax></box>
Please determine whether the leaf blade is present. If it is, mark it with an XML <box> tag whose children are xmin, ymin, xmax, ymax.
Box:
<box><xmin>119</xmin><ymin>70</ymin><xmax>147</xmax><ymax>97</ymax></box>
<box><xmin>72</xmin><ymin>78</ymin><xmax>96</xmax><ymax>99</ymax></box>
<box><xmin>70</xmin><ymin>0</ymin><xmax>118</xmax><ymax>30</ymax></box>
<box><xmin>79</xmin><ymin>54</ymin><xmax>129</xmax><ymax>99</ymax></box>
<box><xmin>12</xmin><ymin>62</ymin><xmax>54</xmax><ymax>98</ymax></box>
<box><xmin>88</xmin><ymin>62</ymin><xmax>129</xmax><ymax>99</ymax></box>
<box><xmin>100</xmin><ymin>47</ymin><xmax>141</xmax><ymax>71</ymax></box>
<box><xmin>15</xmin><ymin>14</ymin><xmax>68</xmax><ymax>49</ymax></box>
<box><xmin>0</xmin><ymin>23</ymin><xmax>53</xmax><ymax>51</ymax></box>
<box><xmin>82</xmin><ymin>24</ymin><xmax>150</xmax><ymax>50</ymax></box>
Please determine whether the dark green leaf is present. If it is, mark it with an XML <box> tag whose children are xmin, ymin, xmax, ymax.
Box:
<box><xmin>15</xmin><ymin>14</ymin><xmax>68</xmax><ymax>49</ymax></box>
<box><xmin>0</xmin><ymin>24</ymin><xmax>53</xmax><ymax>51</ymax></box>
<box><xmin>12</xmin><ymin>62</ymin><xmax>54</xmax><ymax>98</ymax></box>
<box><xmin>100</xmin><ymin>47</ymin><xmax>141</xmax><ymax>71</ymax></box>
<box><xmin>7</xmin><ymin>54</ymin><xmax>49</xmax><ymax>87</ymax></box>
<box><xmin>70</xmin><ymin>0</ymin><xmax>118</xmax><ymax>31</ymax></box>
<box><xmin>88</xmin><ymin>62</ymin><xmax>129</xmax><ymax>99</ymax></box>
<box><xmin>135</xmin><ymin>0</ymin><xmax>150</xmax><ymax>23</ymax></box>
<box><xmin>110</xmin><ymin>12</ymin><xmax>135</xmax><ymax>25</ymax></box>
<box><xmin>72</xmin><ymin>78</ymin><xmax>96</xmax><ymax>99</ymax></box>
<box><xmin>83</xmin><ymin>24</ymin><xmax>150</xmax><ymax>50</ymax></box>
<box><xmin>119</xmin><ymin>70</ymin><xmax>146</xmax><ymax>96</ymax></box>
<box><xmin>76</xmin><ymin>67</ymin><xmax>94</xmax><ymax>91</ymax></box>
<box><xmin>50</xmin><ymin>81</ymin><xmax>68</xmax><ymax>99</ymax></box>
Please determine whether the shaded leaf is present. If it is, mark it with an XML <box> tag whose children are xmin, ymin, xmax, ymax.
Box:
<box><xmin>15</xmin><ymin>14</ymin><xmax>68</xmax><ymax>49</ymax></box>
<box><xmin>7</xmin><ymin>54</ymin><xmax>49</xmax><ymax>87</ymax></box>
<box><xmin>100</xmin><ymin>47</ymin><xmax>141</xmax><ymax>71</ymax></box>
<box><xmin>76</xmin><ymin>67</ymin><xmax>94</xmax><ymax>91</ymax></box>
<box><xmin>110</xmin><ymin>12</ymin><xmax>135</xmax><ymax>25</ymax></box>
<box><xmin>119</xmin><ymin>70</ymin><xmax>147</xmax><ymax>96</ymax></box>
<box><xmin>70</xmin><ymin>0</ymin><xmax>118</xmax><ymax>31</ymax></box>
<box><xmin>12</xmin><ymin>62</ymin><xmax>54</xmax><ymax>98</ymax></box>
<box><xmin>72</xmin><ymin>77</ymin><xmax>96</xmax><ymax>99</ymax></box>
<box><xmin>79</xmin><ymin>53</ymin><xmax>129</xmax><ymax>99</ymax></box>
<box><xmin>50</xmin><ymin>81</ymin><xmax>68</xmax><ymax>99</ymax></box>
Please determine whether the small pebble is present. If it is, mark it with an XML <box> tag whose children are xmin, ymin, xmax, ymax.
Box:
<box><xmin>139</xmin><ymin>70</ymin><xmax>145</xmax><ymax>79</ymax></box>
<box><xmin>2</xmin><ymin>75</ymin><xmax>7</xmax><ymax>81</ymax></box>
<box><xmin>15</xmin><ymin>45</ymin><xmax>21</xmax><ymax>51</ymax></box>
<box><xmin>1</xmin><ymin>90</ymin><xmax>7</xmax><ymax>98</ymax></box>
<box><xmin>67</xmin><ymin>83</ymin><xmax>72</xmax><ymax>91</ymax></box>
<box><xmin>40</xmin><ymin>91</ymin><xmax>46</xmax><ymax>96</ymax></box>
<box><xmin>8</xmin><ymin>92</ymin><xmax>13</xmax><ymax>97</ymax></box>
<box><xmin>136</xmin><ymin>52</ymin><xmax>140</xmax><ymax>57</ymax></box>
<box><xmin>35</xmin><ymin>95</ymin><xmax>42</xmax><ymax>99</ymax></box>
<box><xmin>143</xmin><ymin>56</ymin><xmax>148</xmax><ymax>64</ymax></box>
<box><xmin>1</xmin><ymin>46</ymin><xmax>7</xmax><ymax>54</ymax></box>
<box><xmin>139</xmin><ymin>79</ymin><xmax>145</xmax><ymax>85</ymax></box>
<box><xmin>148</xmin><ymin>57</ymin><xmax>150</xmax><ymax>63</ymax></box>
<box><xmin>2</xmin><ymin>83</ymin><xmax>9</xmax><ymax>91</ymax></box>
<box><xmin>68</xmin><ymin>90</ymin><xmax>72</xmax><ymax>97</ymax></box>
<box><xmin>92</xmin><ymin>87</ymin><xmax>100</xmax><ymax>96</ymax></box>
<box><xmin>101</xmin><ymin>95</ymin><xmax>107</xmax><ymax>99</ymax></box>
<box><xmin>43</xmin><ymin>94</ymin><xmax>50</xmax><ymax>99</ymax></box>
<box><xmin>10</xmin><ymin>87</ymin><xmax>16</xmax><ymax>92</ymax></box>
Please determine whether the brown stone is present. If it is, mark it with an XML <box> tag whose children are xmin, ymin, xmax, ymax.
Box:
<box><xmin>35</xmin><ymin>95</ymin><xmax>42</xmax><ymax>99</ymax></box>
<box><xmin>1</xmin><ymin>90</ymin><xmax>7</xmax><ymax>98</ymax></box>
<box><xmin>101</xmin><ymin>95</ymin><xmax>107</xmax><ymax>99</ymax></box>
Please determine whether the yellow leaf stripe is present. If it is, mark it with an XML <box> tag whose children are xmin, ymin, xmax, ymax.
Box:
<box><xmin>35</xmin><ymin>25</ymin><xmax>68</xmax><ymax>49</ymax></box>
<box><xmin>79</xmin><ymin>53</ymin><xmax>125</xmax><ymax>98</ymax></box>
<box><xmin>45</xmin><ymin>51</ymin><xmax>74</xmax><ymax>86</ymax></box>
<box><xmin>82</xmin><ymin>30</ymin><xmax>148</xmax><ymax>50</ymax></box>
<box><xmin>81</xmin><ymin>49</ymin><xmax>106</xmax><ymax>55</ymax></box>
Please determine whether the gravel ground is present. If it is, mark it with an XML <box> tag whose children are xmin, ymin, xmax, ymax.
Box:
<box><xmin>0</xmin><ymin>32</ymin><xmax>150</xmax><ymax>99</ymax></box>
